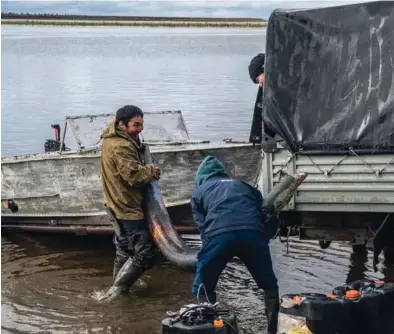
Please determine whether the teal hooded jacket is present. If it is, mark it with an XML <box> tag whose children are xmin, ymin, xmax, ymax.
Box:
<box><xmin>191</xmin><ymin>156</ymin><xmax>266</xmax><ymax>240</ymax></box>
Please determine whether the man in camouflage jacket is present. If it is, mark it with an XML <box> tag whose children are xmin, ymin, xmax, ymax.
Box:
<box><xmin>100</xmin><ymin>105</ymin><xmax>161</xmax><ymax>294</ymax></box>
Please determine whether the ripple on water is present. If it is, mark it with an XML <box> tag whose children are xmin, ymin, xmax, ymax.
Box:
<box><xmin>2</xmin><ymin>233</ymin><xmax>394</xmax><ymax>334</ymax></box>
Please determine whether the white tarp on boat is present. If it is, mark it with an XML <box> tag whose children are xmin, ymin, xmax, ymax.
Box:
<box><xmin>66</xmin><ymin>110</ymin><xmax>190</xmax><ymax>150</ymax></box>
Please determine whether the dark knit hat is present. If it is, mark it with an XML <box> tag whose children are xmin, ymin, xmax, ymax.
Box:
<box><xmin>248</xmin><ymin>53</ymin><xmax>265</xmax><ymax>83</ymax></box>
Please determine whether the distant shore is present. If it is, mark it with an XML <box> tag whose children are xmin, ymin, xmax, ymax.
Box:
<box><xmin>1</xmin><ymin>13</ymin><xmax>267</xmax><ymax>28</ymax></box>
<box><xmin>2</xmin><ymin>20</ymin><xmax>267</xmax><ymax>28</ymax></box>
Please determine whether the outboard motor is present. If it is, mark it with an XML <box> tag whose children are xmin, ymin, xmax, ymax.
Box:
<box><xmin>161</xmin><ymin>303</ymin><xmax>238</xmax><ymax>334</ymax></box>
<box><xmin>44</xmin><ymin>124</ymin><xmax>67</xmax><ymax>152</ymax></box>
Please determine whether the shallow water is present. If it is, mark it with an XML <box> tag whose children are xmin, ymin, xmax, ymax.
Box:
<box><xmin>2</xmin><ymin>232</ymin><xmax>393</xmax><ymax>333</ymax></box>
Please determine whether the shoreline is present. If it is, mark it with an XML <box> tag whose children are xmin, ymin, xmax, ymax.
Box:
<box><xmin>1</xmin><ymin>13</ymin><xmax>266</xmax><ymax>22</ymax></box>
<box><xmin>2</xmin><ymin>19</ymin><xmax>267</xmax><ymax>28</ymax></box>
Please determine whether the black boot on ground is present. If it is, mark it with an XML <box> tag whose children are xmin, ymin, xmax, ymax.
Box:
<box><xmin>113</xmin><ymin>248</ymin><xmax>128</xmax><ymax>282</ymax></box>
<box><xmin>107</xmin><ymin>257</ymin><xmax>146</xmax><ymax>299</ymax></box>
<box><xmin>264</xmin><ymin>289</ymin><xmax>279</xmax><ymax>334</ymax></box>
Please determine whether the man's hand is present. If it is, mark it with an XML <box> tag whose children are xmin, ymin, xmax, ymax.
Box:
<box><xmin>152</xmin><ymin>165</ymin><xmax>161</xmax><ymax>180</ymax></box>
<box><xmin>256</xmin><ymin>73</ymin><xmax>264</xmax><ymax>87</ymax></box>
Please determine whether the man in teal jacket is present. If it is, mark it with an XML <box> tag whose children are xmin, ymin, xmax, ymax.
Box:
<box><xmin>190</xmin><ymin>155</ymin><xmax>279</xmax><ymax>334</ymax></box>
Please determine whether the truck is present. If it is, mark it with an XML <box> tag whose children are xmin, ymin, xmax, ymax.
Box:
<box><xmin>254</xmin><ymin>1</ymin><xmax>394</xmax><ymax>269</ymax></box>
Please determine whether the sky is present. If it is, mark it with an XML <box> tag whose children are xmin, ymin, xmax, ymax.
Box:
<box><xmin>1</xmin><ymin>0</ymin><xmax>375</xmax><ymax>19</ymax></box>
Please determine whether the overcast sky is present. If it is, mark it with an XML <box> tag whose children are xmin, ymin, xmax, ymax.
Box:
<box><xmin>1</xmin><ymin>0</ymin><xmax>374</xmax><ymax>19</ymax></box>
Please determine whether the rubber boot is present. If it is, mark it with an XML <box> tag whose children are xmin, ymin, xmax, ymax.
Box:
<box><xmin>264</xmin><ymin>289</ymin><xmax>279</xmax><ymax>334</ymax></box>
<box><xmin>106</xmin><ymin>257</ymin><xmax>146</xmax><ymax>299</ymax></box>
<box><xmin>113</xmin><ymin>248</ymin><xmax>128</xmax><ymax>282</ymax></box>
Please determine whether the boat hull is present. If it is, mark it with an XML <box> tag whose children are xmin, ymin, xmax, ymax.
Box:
<box><xmin>1</xmin><ymin>203</ymin><xmax>197</xmax><ymax>235</ymax></box>
<box><xmin>1</xmin><ymin>143</ymin><xmax>262</xmax><ymax>233</ymax></box>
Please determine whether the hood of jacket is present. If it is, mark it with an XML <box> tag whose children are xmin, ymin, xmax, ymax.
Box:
<box><xmin>101</xmin><ymin>120</ymin><xmax>135</xmax><ymax>143</ymax></box>
<box><xmin>194</xmin><ymin>156</ymin><xmax>229</xmax><ymax>189</ymax></box>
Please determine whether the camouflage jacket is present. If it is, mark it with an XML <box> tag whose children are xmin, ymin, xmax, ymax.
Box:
<box><xmin>100</xmin><ymin>121</ymin><xmax>155</xmax><ymax>220</ymax></box>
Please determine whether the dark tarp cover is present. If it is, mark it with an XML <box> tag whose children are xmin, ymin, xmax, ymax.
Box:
<box><xmin>262</xmin><ymin>1</ymin><xmax>394</xmax><ymax>154</ymax></box>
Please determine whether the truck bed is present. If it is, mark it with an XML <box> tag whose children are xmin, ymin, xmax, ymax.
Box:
<box><xmin>260</xmin><ymin>146</ymin><xmax>394</xmax><ymax>213</ymax></box>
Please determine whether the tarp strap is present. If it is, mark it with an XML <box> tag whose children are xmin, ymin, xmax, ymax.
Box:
<box><xmin>349</xmin><ymin>148</ymin><xmax>378</xmax><ymax>175</ymax></box>
<box><xmin>275</xmin><ymin>148</ymin><xmax>394</xmax><ymax>178</ymax></box>
<box><xmin>349</xmin><ymin>148</ymin><xmax>394</xmax><ymax>176</ymax></box>
<box><xmin>307</xmin><ymin>153</ymin><xmax>348</xmax><ymax>176</ymax></box>
<box><xmin>275</xmin><ymin>150</ymin><xmax>302</xmax><ymax>175</ymax></box>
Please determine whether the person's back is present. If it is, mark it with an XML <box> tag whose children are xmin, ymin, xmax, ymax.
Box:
<box><xmin>190</xmin><ymin>156</ymin><xmax>279</xmax><ymax>334</ymax></box>
<box><xmin>191</xmin><ymin>159</ymin><xmax>264</xmax><ymax>240</ymax></box>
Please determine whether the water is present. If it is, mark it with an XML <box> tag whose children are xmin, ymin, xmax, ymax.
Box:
<box><xmin>2</xmin><ymin>24</ymin><xmax>394</xmax><ymax>333</ymax></box>
<box><xmin>2</xmin><ymin>233</ymin><xmax>393</xmax><ymax>334</ymax></box>
<box><xmin>1</xmin><ymin>25</ymin><xmax>265</xmax><ymax>157</ymax></box>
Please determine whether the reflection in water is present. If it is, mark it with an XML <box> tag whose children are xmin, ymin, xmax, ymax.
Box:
<box><xmin>346</xmin><ymin>247</ymin><xmax>369</xmax><ymax>283</ymax></box>
<box><xmin>2</xmin><ymin>232</ymin><xmax>393</xmax><ymax>333</ymax></box>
